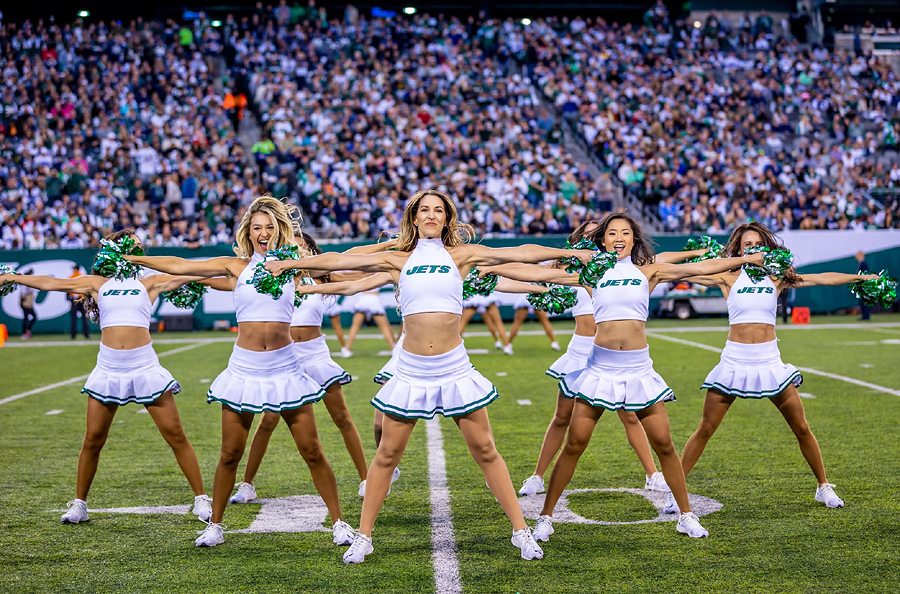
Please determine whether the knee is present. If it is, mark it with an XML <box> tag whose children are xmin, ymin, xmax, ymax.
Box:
<box><xmin>218</xmin><ymin>445</ymin><xmax>245</xmax><ymax>468</ymax></box>
<box><xmin>82</xmin><ymin>431</ymin><xmax>108</xmax><ymax>453</ymax></box>
<box><xmin>695</xmin><ymin>419</ymin><xmax>720</xmax><ymax>441</ymax></box>
<box><xmin>649</xmin><ymin>437</ymin><xmax>676</xmax><ymax>458</ymax></box>
<box><xmin>550</xmin><ymin>412</ymin><xmax>571</xmax><ymax>430</ymax></box>
<box><xmin>162</xmin><ymin>427</ymin><xmax>189</xmax><ymax>449</ymax></box>
<box><xmin>468</xmin><ymin>441</ymin><xmax>499</xmax><ymax>465</ymax></box>
<box><xmin>297</xmin><ymin>440</ymin><xmax>325</xmax><ymax>465</ymax></box>
<box><xmin>329</xmin><ymin>409</ymin><xmax>353</xmax><ymax>431</ymax></box>
<box><xmin>791</xmin><ymin>421</ymin><xmax>812</xmax><ymax>440</ymax></box>
<box><xmin>563</xmin><ymin>434</ymin><xmax>590</xmax><ymax>457</ymax></box>
<box><xmin>373</xmin><ymin>444</ymin><xmax>403</xmax><ymax>467</ymax></box>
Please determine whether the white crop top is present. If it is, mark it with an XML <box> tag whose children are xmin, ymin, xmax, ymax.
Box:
<box><xmin>234</xmin><ymin>252</ymin><xmax>294</xmax><ymax>324</ymax></box>
<box><xmin>592</xmin><ymin>258</ymin><xmax>649</xmax><ymax>323</ymax></box>
<box><xmin>397</xmin><ymin>238</ymin><xmax>463</xmax><ymax>317</ymax></box>
<box><xmin>291</xmin><ymin>294</ymin><xmax>327</xmax><ymax>327</ymax></box>
<box><xmin>97</xmin><ymin>278</ymin><xmax>154</xmax><ymax>329</ymax></box>
<box><xmin>571</xmin><ymin>286</ymin><xmax>593</xmax><ymax>317</ymax></box>
<box><xmin>727</xmin><ymin>269</ymin><xmax>778</xmax><ymax>326</ymax></box>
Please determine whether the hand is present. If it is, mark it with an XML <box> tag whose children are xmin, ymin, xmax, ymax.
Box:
<box><xmin>264</xmin><ymin>260</ymin><xmax>293</xmax><ymax>276</ymax></box>
<box><xmin>574</xmin><ymin>249</ymin><xmax>595</xmax><ymax>264</ymax></box>
<box><xmin>0</xmin><ymin>274</ymin><xmax>13</xmax><ymax>284</ymax></box>
<box><xmin>859</xmin><ymin>274</ymin><xmax>879</xmax><ymax>281</ymax></box>
<box><xmin>744</xmin><ymin>252</ymin><xmax>765</xmax><ymax>267</ymax></box>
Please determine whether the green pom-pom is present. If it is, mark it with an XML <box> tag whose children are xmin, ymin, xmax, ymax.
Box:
<box><xmin>294</xmin><ymin>276</ymin><xmax>316</xmax><ymax>307</ymax></box>
<box><xmin>743</xmin><ymin>246</ymin><xmax>794</xmax><ymax>283</ymax></box>
<box><xmin>163</xmin><ymin>282</ymin><xmax>207</xmax><ymax>310</ymax></box>
<box><xmin>564</xmin><ymin>237</ymin><xmax>598</xmax><ymax>251</ymax></box>
<box><xmin>92</xmin><ymin>236</ymin><xmax>145</xmax><ymax>280</ymax></box>
<box><xmin>462</xmin><ymin>267</ymin><xmax>499</xmax><ymax>300</ymax></box>
<box><xmin>0</xmin><ymin>264</ymin><xmax>18</xmax><ymax>297</ymax></box>
<box><xmin>850</xmin><ymin>270</ymin><xmax>898</xmax><ymax>308</ymax></box>
<box><xmin>558</xmin><ymin>238</ymin><xmax>616</xmax><ymax>288</ymax></box>
<box><xmin>526</xmin><ymin>284</ymin><xmax>579</xmax><ymax>315</ymax></box>
<box><xmin>682</xmin><ymin>236</ymin><xmax>724</xmax><ymax>262</ymax></box>
<box><xmin>248</xmin><ymin>245</ymin><xmax>301</xmax><ymax>300</ymax></box>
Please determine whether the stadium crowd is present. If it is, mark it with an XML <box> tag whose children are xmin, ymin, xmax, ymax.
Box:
<box><xmin>1</xmin><ymin>3</ymin><xmax>899</xmax><ymax>250</ymax></box>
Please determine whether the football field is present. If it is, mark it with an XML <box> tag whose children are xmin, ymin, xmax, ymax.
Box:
<box><xmin>1</xmin><ymin>315</ymin><xmax>899</xmax><ymax>593</ymax></box>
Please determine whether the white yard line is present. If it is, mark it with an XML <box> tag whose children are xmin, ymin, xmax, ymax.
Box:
<box><xmin>640</xmin><ymin>322</ymin><xmax>900</xmax><ymax>334</ymax></box>
<box><xmin>426</xmin><ymin>417</ymin><xmax>462</xmax><ymax>594</ymax></box>
<box><xmin>647</xmin><ymin>332</ymin><xmax>900</xmax><ymax>397</ymax></box>
<box><xmin>0</xmin><ymin>342</ymin><xmax>209</xmax><ymax>406</ymax></box>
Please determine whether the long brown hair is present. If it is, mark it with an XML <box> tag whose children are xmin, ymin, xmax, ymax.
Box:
<box><xmin>299</xmin><ymin>231</ymin><xmax>333</xmax><ymax>284</ymax></box>
<box><xmin>234</xmin><ymin>196</ymin><xmax>302</xmax><ymax>258</ymax></box>
<box><xmin>395</xmin><ymin>188</ymin><xmax>475</xmax><ymax>252</ymax></box>
<box><xmin>586</xmin><ymin>212</ymin><xmax>656</xmax><ymax>266</ymax></box>
<box><xmin>724</xmin><ymin>222</ymin><xmax>799</xmax><ymax>287</ymax></box>
<box><xmin>567</xmin><ymin>220</ymin><xmax>599</xmax><ymax>245</ymax></box>
<box><xmin>81</xmin><ymin>229</ymin><xmax>139</xmax><ymax>321</ymax></box>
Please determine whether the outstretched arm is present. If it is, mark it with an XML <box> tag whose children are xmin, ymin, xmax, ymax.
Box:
<box><xmin>463</xmin><ymin>244</ymin><xmax>592</xmax><ymax>267</ymax></box>
<box><xmin>126</xmin><ymin>255</ymin><xmax>242</xmax><ymax>278</ymax></box>
<box><xmin>201</xmin><ymin>277</ymin><xmax>236</xmax><ymax>292</ymax></box>
<box><xmin>266</xmin><ymin>251</ymin><xmax>401</xmax><ymax>276</ymax></box>
<box><xmin>679</xmin><ymin>273</ymin><xmax>732</xmax><ymax>289</ymax></box>
<box><xmin>297</xmin><ymin>272</ymin><xmax>394</xmax><ymax>296</ymax></box>
<box><xmin>792</xmin><ymin>272</ymin><xmax>879</xmax><ymax>289</ymax></box>
<box><xmin>484</xmin><ymin>264</ymin><xmax>581</xmax><ymax>286</ymax></box>
<box><xmin>495</xmin><ymin>278</ymin><xmax>550</xmax><ymax>295</ymax></box>
<box><xmin>146</xmin><ymin>275</ymin><xmax>210</xmax><ymax>294</ymax></box>
<box><xmin>0</xmin><ymin>273</ymin><xmax>103</xmax><ymax>295</ymax></box>
<box><xmin>343</xmin><ymin>238</ymin><xmax>398</xmax><ymax>255</ymax></box>
<box><xmin>651</xmin><ymin>254</ymin><xmax>761</xmax><ymax>283</ymax></box>
<box><xmin>656</xmin><ymin>249</ymin><xmax>706</xmax><ymax>264</ymax></box>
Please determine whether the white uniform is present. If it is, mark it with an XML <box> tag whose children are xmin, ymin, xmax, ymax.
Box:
<box><xmin>546</xmin><ymin>287</ymin><xmax>594</xmax><ymax>379</ymax></box>
<box><xmin>372</xmin><ymin>238</ymin><xmax>496</xmax><ymax>419</ymax></box>
<box><xmin>349</xmin><ymin>289</ymin><xmax>386</xmax><ymax>317</ymax></box>
<box><xmin>559</xmin><ymin>258</ymin><xmax>675</xmax><ymax>411</ymax></box>
<box><xmin>207</xmin><ymin>253</ymin><xmax>325</xmax><ymax>413</ymax></box>
<box><xmin>291</xmin><ymin>294</ymin><xmax>350</xmax><ymax>389</ymax></box>
<box><xmin>701</xmin><ymin>270</ymin><xmax>802</xmax><ymax>398</ymax></box>
<box><xmin>81</xmin><ymin>278</ymin><xmax>180</xmax><ymax>405</ymax></box>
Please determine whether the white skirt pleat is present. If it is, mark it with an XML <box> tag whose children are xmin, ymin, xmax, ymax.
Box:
<box><xmin>293</xmin><ymin>335</ymin><xmax>350</xmax><ymax>389</ymax></box>
<box><xmin>81</xmin><ymin>343</ymin><xmax>180</xmax><ymax>405</ymax></box>
<box><xmin>546</xmin><ymin>334</ymin><xmax>595</xmax><ymax>379</ymax></box>
<box><xmin>701</xmin><ymin>339</ymin><xmax>802</xmax><ymax>399</ymax></box>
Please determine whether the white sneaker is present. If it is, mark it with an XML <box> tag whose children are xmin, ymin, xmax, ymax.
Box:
<box><xmin>518</xmin><ymin>475</ymin><xmax>545</xmax><ymax>496</ymax></box>
<box><xmin>550</xmin><ymin>341</ymin><xmax>561</xmax><ymax>351</ymax></box>
<box><xmin>676</xmin><ymin>512</ymin><xmax>709</xmax><ymax>538</ymax></box>
<box><xmin>343</xmin><ymin>533</ymin><xmax>373</xmax><ymax>563</ymax></box>
<box><xmin>229</xmin><ymin>482</ymin><xmax>257</xmax><ymax>504</ymax></box>
<box><xmin>645</xmin><ymin>472</ymin><xmax>670</xmax><ymax>492</ymax></box>
<box><xmin>195</xmin><ymin>522</ymin><xmax>225</xmax><ymax>547</ymax></box>
<box><xmin>358</xmin><ymin>480</ymin><xmax>366</xmax><ymax>498</ymax></box>
<box><xmin>663</xmin><ymin>491</ymin><xmax>680</xmax><ymax>514</ymax></box>
<box><xmin>192</xmin><ymin>494</ymin><xmax>212</xmax><ymax>522</ymax></box>
<box><xmin>391</xmin><ymin>466</ymin><xmax>401</xmax><ymax>485</ymax></box>
<box><xmin>495</xmin><ymin>340</ymin><xmax>503</xmax><ymax>349</ymax></box>
<box><xmin>61</xmin><ymin>499</ymin><xmax>89</xmax><ymax>524</ymax></box>
<box><xmin>815</xmin><ymin>483</ymin><xmax>845</xmax><ymax>508</ymax></box>
<box><xmin>533</xmin><ymin>515</ymin><xmax>554</xmax><ymax>542</ymax></box>
<box><xmin>511</xmin><ymin>528</ymin><xmax>544</xmax><ymax>560</ymax></box>
<box><xmin>332</xmin><ymin>520</ymin><xmax>356</xmax><ymax>545</ymax></box>
<box><xmin>503</xmin><ymin>344</ymin><xmax>514</xmax><ymax>355</ymax></box>
<box><xmin>340</xmin><ymin>347</ymin><xmax>352</xmax><ymax>358</ymax></box>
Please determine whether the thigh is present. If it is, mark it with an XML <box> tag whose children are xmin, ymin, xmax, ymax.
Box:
<box><xmin>634</xmin><ymin>402</ymin><xmax>673</xmax><ymax>445</ymax></box>
<box><xmin>700</xmin><ymin>390</ymin><xmax>736</xmax><ymax>427</ymax></box>
<box><xmin>143</xmin><ymin>391</ymin><xmax>185</xmax><ymax>434</ymax></box>
<box><xmin>378</xmin><ymin>413</ymin><xmax>418</xmax><ymax>456</ymax></box>
<box><xmin>453</xmin><ymin>407</ymin><xmax>496</xmax><ymax>448</ymax></box>
<box><xmin>85</xmin><ymin>397</ymin><xmax>119</xmax><ymax>438</ymax></box>
<box><xmin>566</xmin><ymin>399</ymin><xmax>604</xmax><ymax>445</ymax></box>
<box><xmin>221</xmin><ymin>407</ymin><xmax>256</xmax><ymax>449</ymax></box>
<box><xmin>769</xmin><ymin>385</ymin><xmax>809</xmax><ymax>428</ymax></box>
<box><xmin>280</xmin><ymin>404</ymin><xmax>321</xmax><ymax>445</ymax></box>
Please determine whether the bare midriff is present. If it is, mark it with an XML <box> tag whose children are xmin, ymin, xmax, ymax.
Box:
<box><xmin>235</xmin><ymin>321</ymin><xmax>294</xmax><ymax>351</ymax></box>
<box><xmin>401</xmin><ymin>312</ymin><xmax>463</xmax><ymax>356</ymax></box>
<box><xmin>727</xmin><ymin>323</ymin><xmax>777</xmax><ymax>344</ymax></box>
<box><xmin>100</xmin><ymin>326</ymin><xmax>152</xmax><ymax>350</ymax></box>
<box><xmin>593</xmin><ymin>319</ymin><xmax>648</xmax><ymax>350</ymax></box>
<box><xmin>573</xmin><ymin>314</ymin><xmax>597</xmax><ymax>337</ymax></box>
<box><xmin>290</xmin><ymin>326</ymin><xmax>324</xmax><ymax>343</ymax></box>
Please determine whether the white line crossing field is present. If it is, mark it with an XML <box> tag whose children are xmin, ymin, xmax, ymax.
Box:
<box><xmin>646</xmin><ymin>332</ymin><xmax>900</xmax><ymax>397</ymax></box>
<box><xmin>0</xmin><ymin>342</ymin><xmax>210</xmax><ymax>406</ymax></box>
<box><xmin>426</xmin><ymin>417</ymin><xmax>462</xmax><ymax>594</ymax></box>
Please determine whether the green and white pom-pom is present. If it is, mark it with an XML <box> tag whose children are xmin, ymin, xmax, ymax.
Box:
<box><xmin>850</xmin><ymin>270</ymin><xmax>898</xmax><ymax>308</ymax></box>
<box><xmin>743</xmin><ymin>245</ymin><xmax>794</xmax><ymax>283</ymax></box>
<box><xmin>248</xmin><ymin>245</ymin><xmax>301</xmax><ymax>300</ymax></box>
<box><xmin>462</xmin><ymin>267</ymin><xmax>499</xmax><ymax>299</ymax></box>
<box><xmin>163</xmin><ymin>282</ymin><xmax>207</xmax><ymax>310</ymax></box>
<box><xmin>682</xmin><ymin>236</ymin><xmax>724</xmax><ymax>262</ymax></box>
<box><xmin>564</xmin><ymin>237</ymin><xmax>599</xmax><ymax>251</ymax></box>
<box><xmin>0</xmin><ymin>264</ymin><xmax>18</xmax><ymax>297</ymax></box>
<box><xmin>561</xmin><ymin>250</ymin><xmax>618</xmax><ymax>288</ymax></box>
<box><xmin>527</xmin><ymin>284</ymin><xmax>579</xmax><ymax>315</ymax></box>
<box><xmin>294</xmin><ymin>276</ymin><xmax>317</xmax><ymax>307</ymax></box>
<box><xmin>92</xmin><ymin>236</ymin><xmax>145</xmax><ymax>280</ymax></box>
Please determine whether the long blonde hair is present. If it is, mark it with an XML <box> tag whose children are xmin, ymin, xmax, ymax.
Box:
<box><xmin>395</xmin><ymin>188</ymin><xmax>474</xmax><ymax>252</ymax></box>
<box><xmin>233</xmin><ymin>196</ymin><xmax>302</xmax><ymax>258</ymax></box>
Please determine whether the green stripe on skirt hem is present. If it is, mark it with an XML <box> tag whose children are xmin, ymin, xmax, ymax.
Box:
<box><xmin>371</xmin><ymin>388</ymin><xmax>499</xmax><ymax>420</ymax></box>
<box><xmin>81</xmin><ymin>380</ymin><xmax>178</xmax><ymax>405</ymax></box>
<box><xmin>206</xmin><ymin>389</ymin><xmax>325</xmax><ymax>413</ymax></box>
<box><xmin>701</xmin><ymin>371</ymin><xmax>803</xmax><ymax>399</ymax></box>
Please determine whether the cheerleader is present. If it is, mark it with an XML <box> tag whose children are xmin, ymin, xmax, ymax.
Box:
<box><xmin>125</xmin><ymin>197</ymin><xmax>354</xmax><ymax>548</ymax></box>
<box><xmin>201</xmin><ymin>233</ymin><xmax>369</xmax><ymax>504</ymax></box>
<box><xmin>496</xmin><ymin>212</ymin><xmax>766</xmax><ymax>541</ymax></box>
<box><xmin>343</xmin><ymin>288</ymin><xmax>396</xmax><ymax>356</ymax></box>
<box><xmin>460</xmin><ymin>294</ymin><xmax>513</xmax><ymax>354</ymax></box>
<box><xmin>508</xmin><ymin>290</ymin><xmax>560</xmax><ymax>351</ymax></box>
<box><xmin>0</xmin><ymin>231</ymin><xmax>212</xmax><ymax>525</ymax></box>
<box><xmin>676</xmin><ymin>222</ymin><xmax>878</xmax><ymax>510</ymax></box>
<box><xmin>266</xmin><ymin>188</ymin><xmax>594</xmax><ymax>563</ymax></box>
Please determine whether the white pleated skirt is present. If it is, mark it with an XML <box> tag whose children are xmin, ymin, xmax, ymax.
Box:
<box><xmin>701</xmin><ymin>339</ymin><xmax>802</xmax><ymax>399</ymax></box>
<box><xmin>81</xmin><ymin>343</ymin><xmax>180</xmax><ymax>406</ymax></box>
<box><xmin>372</xmin><ymin>342</ymin><xmax>497</xmax><ymax>419</ymax></box>
<box><xmin>294</xmin><ymin>335</ymin><xmax>350</xmax><ymax>389</ymax></box>
<box><xmin>374</xmin><ymin>334</ymin><xmax>404</xmax><ymax>385</ymax></box>
<box><xmin>207</xmin><ymin>344</ymin><xmax>325</xmax><ymax>413</ymax></box>
<box><xmin>512</xmin><ymin>293</ymin><xmax>534</xmax><ymax>312</ymax></box>
<box><xmin>559</xmin><ymin>345</ymin><xmax>674</xmax><ymax>411</ymax></box>
<box><xmin>351</xmin><ymin>293</ymin><xmax>386</xmax><ymax>316</ymax></box>
<box><xmin>546</xmin><ymin>334</ymin><xmax>595</xmax><ymax>379</ymax></box>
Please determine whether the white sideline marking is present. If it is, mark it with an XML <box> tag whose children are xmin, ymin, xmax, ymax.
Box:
<box><xmin>799</xmin><ymin>393</ymin><xmax>817</xmax><ymax>399</ymax></box>
<box><xmin>496</xmin><ymin>372</ymin><xmax>508</xmax><ymax>377</ymax></box>
<box><xmin>881</xmin><ymin>339</ymin><xmax>900</xmax><ymax>345</ymax></box>
<box><xmin>200</xmin><ymin>378</ymin><xmax>211</xmax><ymax>384</ymax></box>
<box><xmin>0</xmin><ymin>342</ymin><xmax>209</xmax><ymax>406</ymax></box>
<box><xmin>426</xmin><ymin>417</ymin><xmax>461</xmax><ymax>594</ymax></box>
<box><xmin>517</xmin><ymin>399</ymin><xmax>532</xmax><ymax>406</ymax></box>
<box><xmin>647</xmin><ymin>333</ymin><xmax>900</xmax><ymax>397</ymax></box>
<box><xmin>643</xmin><ymin>322</ymin><xmax>900</xmax><ymax>333</ymax></box>
<box><xmin>844</xmin><ymin>341</ymin><xmax>878</xmax><ymax>346</ymax></box>
<box><xmin>859</xmin><ymin>364</ymin><xmax>874</xmax><ymax>368</ymax></box>
<box><xmin>137</xmin><ymin>409</ymin><xmax>150</xmax><ymax>414</ymax></box>
<box><xmin>44</xmin><ymin>409</ymin><xmax>64</xmax><ymax>415</ymax></box>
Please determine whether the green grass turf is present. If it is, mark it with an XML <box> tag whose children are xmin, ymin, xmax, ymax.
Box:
<box><xmin>1</xmin><ymin>315</ymin><xmax>899</xmax><ymax>593</ymax></box>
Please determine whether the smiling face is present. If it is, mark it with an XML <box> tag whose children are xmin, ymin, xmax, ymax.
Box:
<box><xmin>739</xmin><ymin>229</ymin><xmax>764</xmax><ymax>255</ymax></box>
<box><xmin>414</xmin><ymin>194</ymin><xmax>447</xmax><ymax>239</ymax></box>
<box><xmin>249</xmin><ymin>211</ymin><xmax>276</xmax><ymax>254</ymax></box>
<box><xmin>601</xmin><ymin>217</ymin><xmax>634</xmax><ymax>259</ymax></box>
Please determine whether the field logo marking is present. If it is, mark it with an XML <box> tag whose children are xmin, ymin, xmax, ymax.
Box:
<box><xmin>426</xmin><ymin>417</ymin><xmax>462</xmax><ymax>594</ymax></box>
<box><xmin>519</xmin><ymin>488</ymin><xmax>723</xmax><ymax>525</ymax></box>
